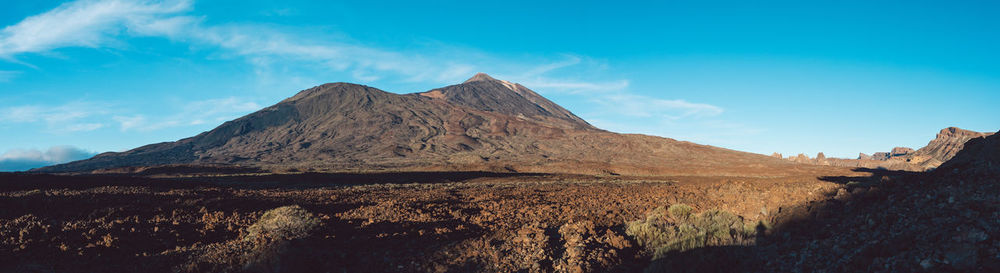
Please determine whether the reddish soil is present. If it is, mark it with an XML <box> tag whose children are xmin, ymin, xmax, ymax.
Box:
<box><xmin>0</xmin><ymin>166</ymin><xmax>857</xmax><ymax>272</ymax></box>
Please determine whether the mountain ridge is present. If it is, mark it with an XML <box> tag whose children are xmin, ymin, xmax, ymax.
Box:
<box><xmin>36</xmin><ymin>74</ymin><xmax>808</xmax><ymax>176</ymax></box>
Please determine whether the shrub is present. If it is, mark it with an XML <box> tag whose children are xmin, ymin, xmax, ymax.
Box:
<box><xmin>625</xmin><ymin>204</ymin><xmax>760</xmax><ymax>259</ymax></box>
<box><xmin>667</xmin><ymin>204</ymin><xmax>694</xmax><ymax>220</ymax></box>
<box><xmin>244</xmin><ymin>205</ymin><xmax>321</xmax><ymax>242</ymax></box>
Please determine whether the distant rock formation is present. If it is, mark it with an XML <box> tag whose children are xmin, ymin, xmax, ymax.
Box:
<box><xmin>891</xmin><ymin>147</ymin><xmax>915</xmax><ymax>157</ymax></box>
<box><xmin>794</xmin><ymin>127</ymin><xmax>993</xmax><ymax>171</ymax></box>
<box><xmin>771</xmin><ymin>153</ymin><xmax>782</xmax><ymax>159</ymax></box>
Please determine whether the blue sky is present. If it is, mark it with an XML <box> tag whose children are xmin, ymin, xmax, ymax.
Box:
<box><xmin>1</xmin><ymin>0</ymin><xmax>998</xmax><ymax>170</ymax></box>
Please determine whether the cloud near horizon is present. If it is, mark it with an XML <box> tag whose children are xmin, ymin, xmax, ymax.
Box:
<box><xmin>0</xmin><ymin>145</ymin><xmax>96</xmax><ymax>171</ymax></box>
<box><xmin>0</xmin><ymin>97</ymin><xmax>261</xmax><ymax>133</ymax></box>
<box><xmin>0</xmin><ymin>101</ymin><xmax>110</xmax><ymax>133</ymax></box>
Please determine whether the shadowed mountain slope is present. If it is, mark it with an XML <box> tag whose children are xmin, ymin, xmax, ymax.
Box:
<box><xmin>937</xmin><ymin>129</ymin><xmax>1000</xmax><ymax>175</ymax></box>
<box><xmin>37</xmin><ymin>74</ymin><xmax>811</xmax><ymax>176</ymax></box>
<box><xmin>911</xmin><ymin>127</ymin><xmax>995</xmax><ymax>168</ymax></box>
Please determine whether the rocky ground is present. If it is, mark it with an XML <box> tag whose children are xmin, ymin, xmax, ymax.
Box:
<box><xmin>638</xmin><ymin>167</ymin><xmax>1000</xmax><ymax>273</ymax></box>
<box><xmin>0</xmin><ymin>168</ymin><xmax>851</xmax><ymax>273</ymax></box>
<box><xmin>4</xmin><ymin>155</ymin><xmax>998</xmax><ymax>273</ymax></box>
<box><xmin>756</xmin><ymin>169</ymin><xmax>1000</xmax><ymax>272</ymax></box>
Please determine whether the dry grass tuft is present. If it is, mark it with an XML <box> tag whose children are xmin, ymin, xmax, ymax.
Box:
<box><xmin>244</xmin><ymin>205</ymin><xmax>321</xmax><ymax>242</ymax></box>
<box><xmin>626</xmin><ymin>204</ymin><xmax>761</xmax><ymax>259</ymax></box>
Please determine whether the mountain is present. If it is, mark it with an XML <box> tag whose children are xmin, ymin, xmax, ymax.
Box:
<box><xmin>418</xmin><ymin>73</ymin><xmax>594</xmax><ymax>130</ymax></box>
<box><xmin>36</xmin><ymin>73</ymin><xmax>804</xmax><ymax>176</ymax></box>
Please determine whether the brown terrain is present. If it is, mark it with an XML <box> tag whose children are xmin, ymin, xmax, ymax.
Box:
<box><xmin>3</xmin><ymin>74</ymin><xmax>998</xmax><ymax>272</ymax></box>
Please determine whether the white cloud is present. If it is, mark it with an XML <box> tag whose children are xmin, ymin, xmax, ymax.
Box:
<box><xmin>0</xmin><ymin>0</ymin><xmax>623</xmax><ymax>89</ymax></box>
<box><xmin>0</xmin><ymin>146</ymin><xmax>95</xmax><ymax>171</ymax></box>
<box><xmin>0</xmin><ymin>145</ymin><xmax>97</xmax><ymax>171</ymax></box>
<box><xmin>0</xmin><ymin>145</ymin><xmax>94</xmax><ymax>162</ymax></box>
<box><xmin>0</xmin><ymin>0</ymin><xmax>192</xmax><ymax>57</ymax></box>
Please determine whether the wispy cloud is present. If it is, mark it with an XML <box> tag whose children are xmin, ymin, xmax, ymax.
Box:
<box><xmin>112</xmin><ymin>115</ymin><xmax>146</xmax><ymax>131</ymax></box>
<box><xmin>65</xmin><ymin>123</ymin><xmax>105</xmax><ymax>132</ymax></box>
<box><xmin>1</xmin><ymin>97</ymin><xmax>259</xmax><ymax>133</ymax></box>
<box><xmin>0</xmin><ymin>0</ymin><xmax>192</xmax><ymax>58</ymax></box>
<box><xmin>595</xmin><ymin>93</ymin><xmax>724</xmax><ymax>120</ymax></box>
<box><xmin>113</xmin><ymin>96</ymin><xmax>260</xmax><ymax>131</ymax></box>
<box><xmin>519</xmin><ymin>78</ymin><xmax>631</xmax><ymax>93</ymax></box>
<box><xmin>0</xmin><ymin>0</ymin><xmax>623</xmax><ymax>89</ymax></box>
<box><xmin>0</xmin><ymin>101</ymin><xmax>109</xmax><ymax>132</ymax></box>
<box><xmin>0</xmin><ymin>145</ymin><xmax>96</xmax><ymax>171</ymax></box>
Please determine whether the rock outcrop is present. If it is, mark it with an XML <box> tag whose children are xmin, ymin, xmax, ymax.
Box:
<box><xmin>890</xmin><ymin>147</ymin><xmax>915</xmax><ymax>157</ymax></box>
<box><xmin>797</xmin><ymin>127</ymin><xmax>994</xmax><ymax>171</ymax></box>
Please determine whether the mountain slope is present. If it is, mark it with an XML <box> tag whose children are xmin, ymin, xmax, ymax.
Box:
<box><xmin>937</xmin><ymin>129</ymin><xmax>1000</xmax><ymax>175</ymax></box>
<box><xmin>909</xmin><ymin>127</ymin><xmax>994</xmax><ymax>168</ymax></box>
<box><xmin>37</xmin><ymin>74</ymin><xmax>807</xmax><ymax>176</ymax></box>
<box><xmin>418</xmin><ymin>73</ymin><xmax>594</xmax><ymax>130</ymax></box>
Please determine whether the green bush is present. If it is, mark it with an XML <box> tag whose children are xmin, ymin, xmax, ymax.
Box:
<box><xmin>626</xmin><ymin>204</ymin><xmax>761</xmax><ymax>259</ymax></box>
<box><xmin>244</xmin><ymin>205</ymin><xmax>321</xmax><ymax>242</ymax></box>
